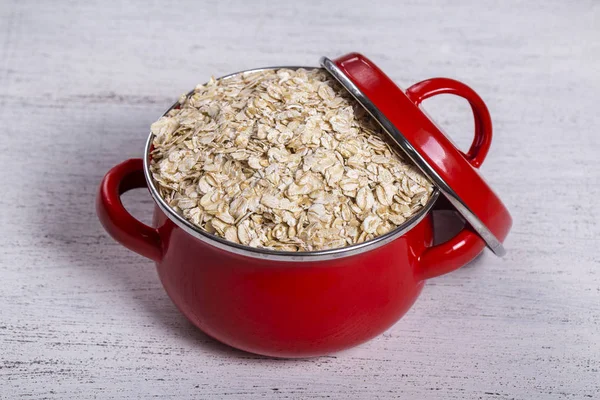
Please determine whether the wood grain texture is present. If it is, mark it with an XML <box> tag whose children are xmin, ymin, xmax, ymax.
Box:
<box><xmin>1</xmin><ymin>0</ymin><xmax>599</xmax><ymax>398</ymax></box>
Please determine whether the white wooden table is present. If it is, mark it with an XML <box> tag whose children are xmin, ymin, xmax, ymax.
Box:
<box><xmin>1</xmin><ymin>1</ymin><xmax>599</xmax><ymax>398</ymax></box>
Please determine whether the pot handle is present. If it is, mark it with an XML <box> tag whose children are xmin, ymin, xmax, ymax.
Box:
<box><xmin>418</xmin><ymin>224</ymin><xmax>486</xmax><ymax>280</ymax></box>
<box><xmin>96</xmin><ymin>158</ymin><xmax>162</xmax><ymax>262</ymax></box>
<box><xmin>406</xmin><ymin>77</ymin><xmax>492</xmax><ymax>168</ymax></box>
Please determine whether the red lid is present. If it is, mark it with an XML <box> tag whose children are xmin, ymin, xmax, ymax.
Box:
<box><xmin>321</xmin><ymin>53</ymin><xmax>512</xmax><ymax>256</ymax></box>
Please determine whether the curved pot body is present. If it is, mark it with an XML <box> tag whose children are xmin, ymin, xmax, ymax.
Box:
<box><xmin>153</xmin><ymin>204</ymin><xmax>432</xmax><ymax>358</ymax></box>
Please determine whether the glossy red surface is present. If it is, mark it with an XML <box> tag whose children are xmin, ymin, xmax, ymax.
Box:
<box><xmin>333</xmin><ymin>53</ymin><xmax>512</xmax><ymax>245</ymax></box>
<box><xmin>97</xmin><ymin>159</ymin><xmax>486</xmax><ymax>357</ymax></box>
<box><xmin>96</xmin><ymin>159</ymin><xmax>161</xmax><ymax>262</ymax></box>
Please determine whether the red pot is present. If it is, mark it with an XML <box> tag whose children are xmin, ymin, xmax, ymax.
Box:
<box><xmin>97</xmin><ymin>54</ymin><xmax>511</xmax><ymax>358</ymax></box>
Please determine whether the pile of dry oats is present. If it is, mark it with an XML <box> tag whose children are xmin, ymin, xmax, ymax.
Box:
<box><xmin>149</xmin><ymin>68</ymin><xmax>433</xmax><ymax>251</ymax></box>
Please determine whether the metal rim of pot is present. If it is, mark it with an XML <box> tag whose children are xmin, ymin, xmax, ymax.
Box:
<box><xmin>143</xmin><ymin>66</ymin><xmax>440</xmax><ymax>262</ymax></box>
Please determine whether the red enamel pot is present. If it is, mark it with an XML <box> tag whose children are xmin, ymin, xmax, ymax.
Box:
<box><xmin>97</xmin><ymin>54</ymin><xmax>511</xmax><ymax>358</ymax></box>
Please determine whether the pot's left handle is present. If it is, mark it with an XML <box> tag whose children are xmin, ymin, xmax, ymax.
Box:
<box><xmin>96</xmin><ymin>158</ymin><xmax>162</xmax><ymax>262</ymax></box>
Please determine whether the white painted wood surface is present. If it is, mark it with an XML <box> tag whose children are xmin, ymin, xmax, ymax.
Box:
<box><xmin>1</xmin><ymin>0</ymin><xmax>599</xmax><ymax>398</ymax></box>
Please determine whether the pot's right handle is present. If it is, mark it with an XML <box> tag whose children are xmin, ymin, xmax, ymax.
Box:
<box><xmin>418</xmin><ymin>224</ymin><xmax>486</xmax><ymax>280</ymax></box>
<box><xmin>96</xmin><ymin>158</ymin><xmax>162</xmax><ymax>262</ymax></box>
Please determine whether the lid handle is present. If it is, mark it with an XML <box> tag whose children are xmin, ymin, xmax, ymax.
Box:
<box><xmin>406</xmin><ymin>78</ymin><xmax>493</xmax><ymax>168</ymax></box>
